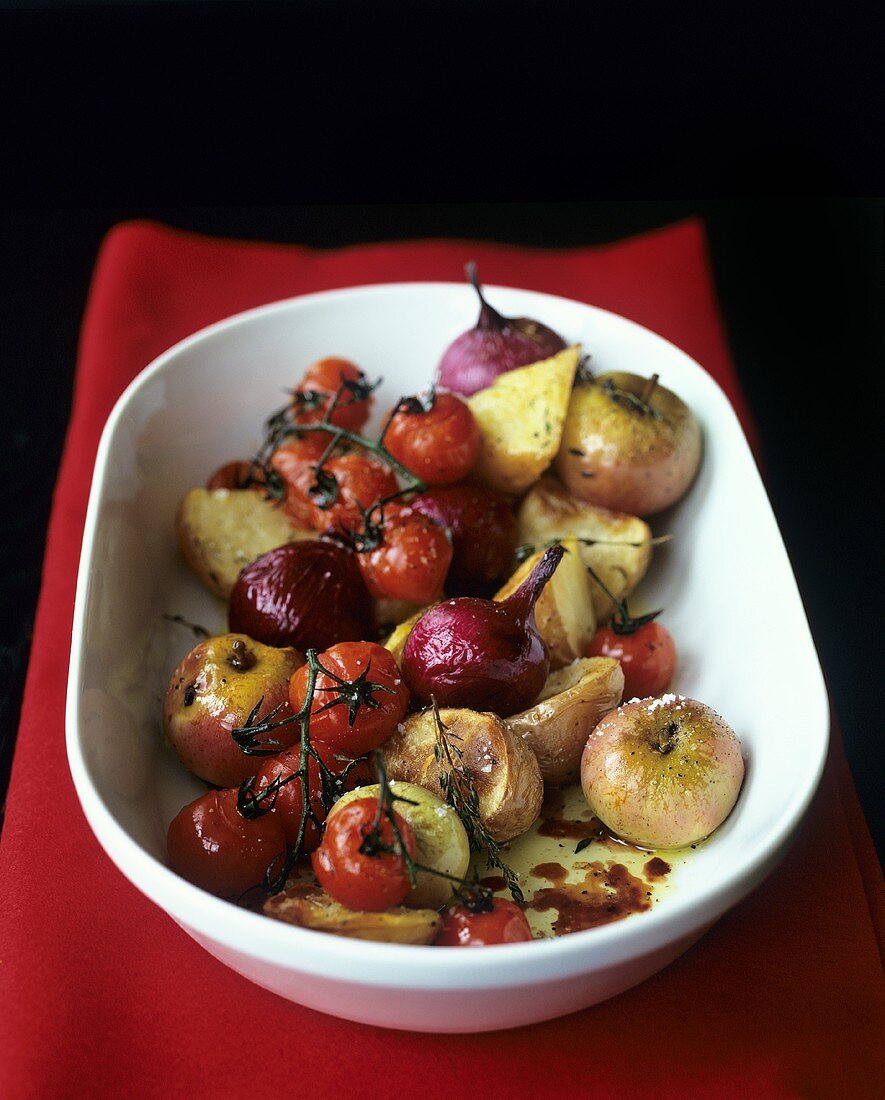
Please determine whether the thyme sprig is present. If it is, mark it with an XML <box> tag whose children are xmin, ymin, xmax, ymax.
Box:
<box><xmin>429</xmin><ymin>700</ymin><xmax>524</xmax><ymax>904</ymax></box>
<box><xmin>514</xmin><ymin>532</ymin><xmax>672</xmax><ymax>566</ymax></box>
<box><xmin>584</xmin><ymin>562</ymin><xmax>663</xmax><ymax>636</ymax></box>
<box><xmin>359</xmin><ymin>753</ymin><xmax>496</xmax><ymax>909</ymax></box>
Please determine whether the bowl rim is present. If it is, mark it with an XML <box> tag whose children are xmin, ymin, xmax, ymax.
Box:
<box><xmin>66</xmin><ymin>280</ymin><xmax>830</xmax><ymax>982</ymax></box>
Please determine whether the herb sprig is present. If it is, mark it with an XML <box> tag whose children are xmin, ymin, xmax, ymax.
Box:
<box><xmin>429</xmin><ymin>700</ymin><xmax>524</xmax><ymax>903</ymax></box>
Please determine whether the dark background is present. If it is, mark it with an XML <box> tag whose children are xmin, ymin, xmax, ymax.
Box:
<box><xmin>1</xmin><ymin>4</ymin><xmax>883</xmax><ymax>854</ymax></box>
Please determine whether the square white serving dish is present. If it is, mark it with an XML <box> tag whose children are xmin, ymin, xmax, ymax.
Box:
<box><xmin>66</xmin><ymin>283</ymin><xmax>829</xmax><ymax>1032</ymax></box>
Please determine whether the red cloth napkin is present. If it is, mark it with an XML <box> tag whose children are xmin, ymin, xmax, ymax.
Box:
<box><xmin>1</xmin><ymin>220</ymin><xmax>882</xmax><ymax>1099</ymax></box>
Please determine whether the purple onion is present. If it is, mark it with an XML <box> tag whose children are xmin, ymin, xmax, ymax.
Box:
<box><xmin>401</xmin><ymin>544</ymin><xmax>564</xmax><ymax>717</ymax></box>
<box><xmin>438</xmin><ymin>262</ymin><xmax>567</xmax><ymax>396</ymax></box>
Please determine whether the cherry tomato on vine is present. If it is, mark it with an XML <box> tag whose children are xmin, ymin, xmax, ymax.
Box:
<box><xmin>311</xmin><ymin>796</ymin><xmax>416</xmax><ymax>911</ymax></box>
<box><xmin>306</xmin><ymin>451</ymin><xmax>399</xmax><ymax>533</ymax></box>
<box><xmin>269</xmin><ymin>436</ymin><xmax>329</xmax><ymax>527</ymax></box>
<box><xmin>166</xmin><ymin>788</ymin><xmax>287</xmax><ymax>901</ymax></box>
<box><xmin>384</xmin><ymin>392</ymin><xmax>481</xmax><ymax>486</ymax></box>
<box><xmin>435</xmin><ymin>898</ymin><xmax>533</xmax><ymax>946</ymax></box>
<box><xmin>207</xmin><ymin>459</ymin><xmax>265</xmax><ymax>492</ymax></box>
<box><xmin>289</xmin><ymin>641</ymin><xmax>409</xmax><ymax>757</ymax></box>
<box><xmin>252</xmin><ymin>750</ymin><xmax>326</xmax><ymax>850</ymax></box>
<box><xmin>252</xmin><ymin>746</ymin><xmax>375</xmax><ymax>848</ymax></box>
<box><xmin>357</xmin><ymin>506</ymin><xmax>452</xmax><ymax>603</ymax></box>
<box><xmin>585</xmin><ymin>620</ymin><xmax>677</xmax><ymax>699</ymax></box>
<box><xmin>293</xmin><ymin>357</ymin><xmax>373</xmax><ymax>433</ymax></box>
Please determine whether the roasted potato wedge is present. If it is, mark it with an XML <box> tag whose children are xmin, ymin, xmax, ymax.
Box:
<box><xmin>330</xmin><ymin>782</ymin><xmax>470</xmax><ymax>909</ymax></box>
<box><xmin>381</xmin><ymin>707</ymin><xmax>543</xmax><ymax>843</ymax></box>
<box><xmin>467</xmin><ymin>346</ymin><xmax>580</xmax><ymax>494</ymax></box>
<box><xmin>517</xmin><ymin>477</ymin><xmax>652</xmax><ymax>621</ymax></box>
<box><xmin>263</xmin><ymin>883</ymin><xmax>440</xmax><ymax>944</ymax></box>
<box><xmin>494</xmin><ymin>536</ymin><xmax>595</xmax><ymax>669</ymax></box>
<box><xmin>506</xmin><ymin>656</ymin><xmax>624</xmax><ymax>784</ymax></box>
<box><xmin>176</xmin><ymin>487</ymin><xmax>312</xmax><ymax>598</ymax></box>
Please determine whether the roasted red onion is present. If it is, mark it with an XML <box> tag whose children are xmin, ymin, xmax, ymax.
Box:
<box><xmin>401</xmin><ymin>544</ymin><xmax>564</xmax><ymax>716</ymax></box>
<box><xmin>409</xmin><ymin>482</ymin><xmax>517</xmax><ymax>596</ymax></box>
<box><xmin>438</xmin><ymin>263</ymin><xmax>567</xmax><ymax>396</ymax></box>
<box><xmin>229</xmin><ymin>541</ymin><xmax>372</xmax><ymax>651</ymax></box>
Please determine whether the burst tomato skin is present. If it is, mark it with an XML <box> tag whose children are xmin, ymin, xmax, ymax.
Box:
<box><xmin>293</xmin><ymin>357</ymin><xmax>372</xmax><ymax>433</ymax></box>
<box><xmin>435</xmin><ymin>899</ymin><xmax>533</xmax><ymax>946</ymax></box>
<box><xmin>166</xmin><ymin>788</ymin><xmax>287</xmax><ymax>901</ymax></box>
<box><xmin>384</xmin><ymin>392</ymin><xmax>481</xmax><ymax>486</ymax></box>
<box><xmin>306</xmin><ymin>452</ymin><xmax>400</xmax><ymax>534</ymax></box>
<box><xmin>584</xmin><ymin>620</ymin><xmax>677</xmax><ymax>699</ymax></box>
<box><xmin>311</xmin><ymin>797</ymin><xmax>416</xmax><ymax>911</ymax></box>
<box><xmin>269</xmin><ymin>436</ymin><xmax>329</xmax><ymax>526</ymax></box>
<box><xmin>288</xmin><ymin>641</ymin><xmax>409</xmax><ymax>757</ymax></box>
<box><xmin>357</xmin><ymin>507</ymin><xmax>453</xmax><ymax>603</ymax></box>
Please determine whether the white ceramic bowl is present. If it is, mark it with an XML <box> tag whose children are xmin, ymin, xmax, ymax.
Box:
<box><xmin>66</xmin><ymin>283</ymin><xmax>829</xmax><ymax>1032</ymax></box>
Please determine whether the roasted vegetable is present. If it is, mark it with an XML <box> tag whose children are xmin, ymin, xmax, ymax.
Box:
<box><xmin>381</xmin><ymin>707</ymin><xmax>543</xmax><ymax>843</ymax></box>
<box><xmin>494</xmin><ymin>536</ymin><xmax>595</xmax><ymax>669</ymax></box>
<box><xmin>263</xmin><ymin>883</ymin><xmax>441</xmax><ymax>944</ymax></box>
<box><xmin>467</xmin><ymin>346</ymin><xmax>580</xmax><ymax>494</ymax></box>
<box><xmin>516</xmin><ymin>478</ymin><xmax>652</xmax><ymax>621</ymax></box>
<box><xmin>506</xmin><ymin>656</ymin><xmax>624</xmax><ymax>784</ymax></box>
<box><xmin>329</xmin><ymin>782</ymin><xmax>470</xmax><ymax>909</ymax></box>
<box><xmin>176</xmin><ymin>487</ymin><xmax>310</xmax><ymax>599</ymax></box>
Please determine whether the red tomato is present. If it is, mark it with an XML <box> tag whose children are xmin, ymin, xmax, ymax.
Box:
<box><xmin>409</xmin><ymin>482</ymin><xmax>517</xmax><ymax>596</ymax></box>
<box><xmin>357</xmin><ymin>507</ymin><xmax>453</xmax><ymax>603</ymax></box>
<box><xmin>435</xmin><ymin>898</ymin><xmax>533</xmax><ymax>946</ymax></box>
<box><xmin>293</xmin><ymin>357</ymin><xmax>373</xmax><ymax>433</ymax></box>
<box><xmin>269</xmin><ymin>436</ymin><xmax>329</xmax><ymax>527</ymax></box>
<box><xmin>306</xmin><ymin>451</ymin><xmax>399</xmax><ymax>533</ymax></box>
<box><xmin>311</xmin><ymin>797</ymin><xmax>416</xmax><ymax>911</ymax></box>
<box><xmin>166</xmin><ymin>788</ymin><xmax>287</xmax><ymax>901</ymax></box>
<box><xmin>252</xmin><ymin>746</ymin><xmax>375</xmax><ymax>849</ymax></box>
<box><xmin>384</xmin><ymin>392</ymin><xmax>481</xmax><ymax>486</ymax></box>
<box><xmin>289</xmin><ymin>641</ymin><xmax>409</xmax><ymax>757</ymax></box>
<box><xmin>252</xmin><ymin>750</ymin><xmax>325</xmax><ymax>850</ymax></box>
<box><xmin>207</xmin><ymin>459</ymin><xmax>265</xmax><ymax>492</ymax></box>
<box><xmin>585</xmin><ymin>620</ymin><xmax>677</xmax><ymax>699</ymax></box>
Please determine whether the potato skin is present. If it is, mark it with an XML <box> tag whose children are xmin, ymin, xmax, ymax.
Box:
<box><xmin>506</xmin><ymin>657</ymin><xmax>624</xmax><ymax>784</ymax></box>
<box><xmin>381</xmin><ymin>707</ymin><xmax>543</xmax><ymax>843</ymax></box>
<box><xmin>176</xmin><ymin>487</ymin><xmax>311</xmax><ymax>598</ymax></box>
<box><xmin>263</xmin><ymin>883</ymin><xmax>441</xmax><ymax>944</ymax></box>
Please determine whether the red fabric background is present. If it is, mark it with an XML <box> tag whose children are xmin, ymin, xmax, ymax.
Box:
<box><xmin>0</xmin><ymin>220</ymin><xmax>882</xmax><ymax>1099</ymax></box>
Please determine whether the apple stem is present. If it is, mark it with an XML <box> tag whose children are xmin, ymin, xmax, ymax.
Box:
<box><xmin>641</xmin><ymin>373</ymin><xmax>660</xmax><ymax>405</ymax></box>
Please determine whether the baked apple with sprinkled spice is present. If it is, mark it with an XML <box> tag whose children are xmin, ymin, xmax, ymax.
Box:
<box><xmin>580</xmin><ymin>694</ymin><xmax>744</xmax><ymax>848</ymax></box>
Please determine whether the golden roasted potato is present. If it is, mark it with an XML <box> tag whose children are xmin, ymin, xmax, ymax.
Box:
<box><xmin>263</xmin><ymin>883</ymin><xmax>440</xmax><ymax>944</ymax></box>
<box><xmin>517</xmin><ymin>477</ymin><xmax>652</xmax><ymax>621</ymax></box>
<box><xmin>506</xmin><ymin>656</ymin><xmax>624</xmax><ymax>783</ymax></box>
<box><xmin>176</xmin><ymin>487</ymin><xmax>312</xmax><ymax>598</ymax></box>
<box><xmin>467</xmin><ymin>346</ymin><xmax>580</xmax><ymax>494</ymax></box>
<box><xmin>381</xmin><ymin>707</ymin><xmax>543</xmax><ymax>843</ymax></box>
<box><xmin>494</xmin><ymin>536</ymin><xmax>595</xmax><ymax>669</ymax></box>
<box><xmin>329</xmin><ymin>782</ymin><xmax>470</xmax><ymax>909</ymax></box>
<box><xmin>383</xmin><ymin>607</ymin><xmax>431</xmax><ymax>667</ymax></box>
